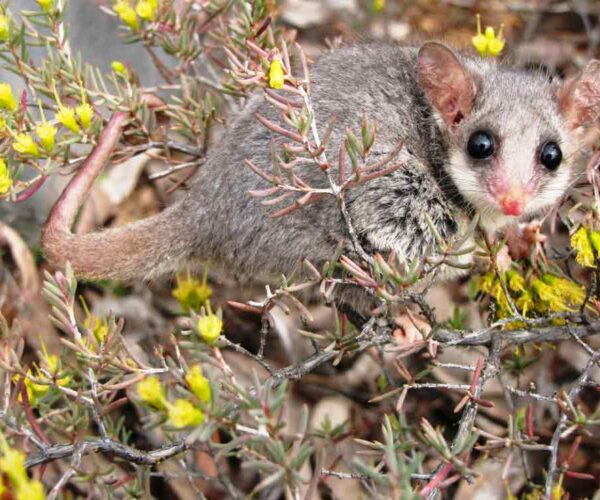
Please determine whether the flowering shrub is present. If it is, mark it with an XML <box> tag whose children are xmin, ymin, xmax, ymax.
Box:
<box><xmin>0</xmin><ymin>2</ymin><xmax>599</xmax><ymax>499</ymax></box>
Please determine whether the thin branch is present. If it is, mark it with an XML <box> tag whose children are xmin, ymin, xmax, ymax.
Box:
<box><xmin>47</xmin><ymin>443</ymin><xmax>86</xmax><ymax>500</ymax></box>
<box><xmin>433</xmin><ymin>320</ymin><xmax>600</xmax><ymax>347</ymax></box>
<box><xmin>26</xmin><ymin>438</ymin><xmax>191</xmax><ymax>469</ymax></box>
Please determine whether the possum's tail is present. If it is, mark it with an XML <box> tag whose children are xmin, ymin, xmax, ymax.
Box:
<box><xmin>41</xmin><ymin>112</ymin><xmax>193</xmax><ymax>282</ymax></box>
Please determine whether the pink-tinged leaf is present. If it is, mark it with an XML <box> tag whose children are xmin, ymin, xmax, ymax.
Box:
<box><xmin>16</xmin><ymin>176</ymin><xmax>47</xmax><ymax>202</ymax></box>
<box><xmin>396</xmin><ymin>386</ymin><xmax>409</xmax><ymax>413</ymax></box>
<box><xmin>469</xmin><ymin>356</ymin><xmax>485</xmax><ymax>393</ymax></box>
<box><xmin>420</xmin><ymin>463</ymin><xmax>453</xmax><ymax>497</ymax></box>
<box><xmin>471</xmin><ymin>397</ymin><xmax>494</xmax><ymax>408</ymax></box>
<box><xmin>260</xmin><ymin>191</ymin><xmax>294</xmax><ymax>207</ymax></box>
<box><xmin>249</xmin><ymin>186</ymin><xmax>280</xmax><ymax>198</ymax></box>
<box><xmin>20</xmin><ymin>89</ymin><xmax>27</xmax><ymax>113</ymax></box>
<box><xmin>565</xmin><ymin>471</ymin><xmax>595</xmax><ymax>480</ymax></box>
<box><xmin>526</xmin><ymin>403</ymin><xmax>535</xmax><ymax>438</ymax></box>
<box><xmin>254</xmin><ymin>112</ymin><xmax>304</xmax><ymax>143</ymax></box>
<box><xmin>245</xmin><ymin>159</ymin><xmax>274</xmax><ymax>182</ymax></box>
<box><xmin>564</xmin><ymin>435</ymin><xmax>582</xmax><ymax>466</ymax></box>
<box><xmin>227</xmin><ymin>301</ymin><xmax>264</xmax><ymax>314</ymax></box>
<box><xmin>453</xmin><ymin>394</ymin><xmax>469</xmax><ymax>414</ymax></box>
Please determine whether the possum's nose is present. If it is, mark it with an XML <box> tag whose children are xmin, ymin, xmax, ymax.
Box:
<box><xmin>498</xmin><ymin>184</ymin><xmax>530</xmax><ymax>216</ymax></box>
<box><xmin>500</xmin><ymin>198</ymin><xmax>524</xmax><ymax>216</ymax></box>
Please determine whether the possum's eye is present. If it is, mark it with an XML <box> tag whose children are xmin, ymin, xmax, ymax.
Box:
<box><xmin>467</xmin><ymin>130</ymin><xmax>495</xmax><ymax>159</ymax></box>
<box><xmin>540</xmin><ymin>141</ymin><xmax>562</xmax><ymax>171</ymax></box>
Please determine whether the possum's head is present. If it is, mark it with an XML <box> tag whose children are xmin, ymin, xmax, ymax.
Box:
<box><xmin>416</xmin><ymin>42</ymin><xmax>600</xmax><ymax>233</ymax></box>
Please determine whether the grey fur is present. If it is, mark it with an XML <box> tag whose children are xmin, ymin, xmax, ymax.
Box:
<box><xmin>43</xmin><ymin>43</ymin><xmax>598</xmax><ymax>313</ymax></box>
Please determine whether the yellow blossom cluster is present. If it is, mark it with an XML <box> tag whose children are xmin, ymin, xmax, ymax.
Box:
<box><xmin>113</xmin><ymin>0</ymin><xmax>159</xmax><ymax>30</ymax></box>
<box><xmin>35</xmin><ymin>122</ymin><xmax>57</xmax><ymax>152</ymax></box>
<box><xmin>80</xmin><ymin>300</ymin><xmax>111</xmax><ymax>350</ymax></box>
<box><xmin>197</xmin><ymin>302</ymin><xmax>223</xmax><ymax>345</ymax></box>
<box><xmin>372</xmin><ymin>0</ymin><xmax>385</xmax><ymax>13</ymax></box>
<box><xmin>36</xmin><ymin>0</ymin><xmax>55</xmax><ymax>13</ymax></box>
<box><xmin>172</xmin><ymin>267</ymin><xmax>222</xmax><ymax>343</ymax></box>
<box><xmin>472</xmin><ymin>14</ymin><xmax>505</xmax><ymax>58</ymax></box>
<box><xmin>111</xmin><ymin>60</ymin><xmax>128</xmax><ymax>76</ymax></box>
<box><xmin>0</xmin><ymin>82</ymin><xmax>17</xmax><ymax>111</ymax></box>
<box><xmin>570</xmin><ymin>226</ymin><xmax>600</xmax><ymax>268</ymax></box>
<box><xmin>137</xmin><ymin>375</ymin><xmax>167</xmax><ymax>409</ymax></box>
<box><xmin>0</xmin><ymin>435</ymin><xmax>45</xmax><ymax>500</ymax></box>
<box><xmin>0</xmin><ymin>158</ymin><xmax>12</xmax><ymax>194</ymax></box>
<box><xmin>55</xmin><ymin>102</ymin><xmax>93</xmax><ymax>134</ymax></box>
<box><xmin>172</xmin><ymin>270</ymin><xmax>213</xmax><ymax>313</ymax></box>
<box><xmin>479</xmin><ymin>268</ymin><xmax>586</xmax><ymax>322</ymax></box>
<box><xmin>0</xmin><ymin>11</ymin><xmax>9</xmax><ymax>42</ymax></box>
<box><xmin>268</xmin><ymin>58</ymin><xmax>285</xmax><ymax>89</ymax></box>
<box><xmin>84</xmin><ymin>314</ymin><xmax>110</xmax><ymax>344</ymax></box>
<box><xmin>184</xmin><ymin>365</ymin><xmax>212</xmax><ymax>402</ymax></box>
<box><xmin>0</xmin><ymin>79</ymin><xmax>96</xmax><ymax>197</ymax></box>
<box><xmin>18</xmin><ymin>350</ymin><xmax>71</xmax><ymax>407</ymax></box>
<box><xmin>136</xmin><ymin>365</ymin><xmax>212</xmax><ymax>429</ymax></box>
<box><xmin>13</xmin><ymin>133</ymin><xmax>40</xmax><ymax>157</ymax></box>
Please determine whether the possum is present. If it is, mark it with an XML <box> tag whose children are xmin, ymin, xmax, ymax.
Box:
<box><xmin>41</xmin><ymin>42</ymin><xmax>600</xmax><ymax>313</ymax></box>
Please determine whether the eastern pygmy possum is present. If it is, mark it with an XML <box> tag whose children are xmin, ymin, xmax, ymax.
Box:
<box><xmin>41</xmin><ymin>42</ymin><xmax>600</xmax><ymax>312</ymax></box>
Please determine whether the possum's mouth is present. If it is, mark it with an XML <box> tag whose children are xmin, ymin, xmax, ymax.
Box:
<box><xmin>464</xmin><ymin>192</ymin><xmax>531</xmax><ymax>234</ymax></box>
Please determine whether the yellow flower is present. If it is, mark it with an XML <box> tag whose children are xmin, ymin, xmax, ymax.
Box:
<box><xmin>0</xmin><ymin>440</ymin><xmax>45</xmax><ymax>500</ymax></box>
<box><xmin>136</xmin><ymin>0</ymin><xmax>157</xmax><ymax>21</ymax></box>
<box><xmin>13</xmin><ymin>134</ymin><xmax>40</xmax><ymax>157</ymax></box>
<box><xmin>22</xmin><ymin>370</ymin><xmax>50</xmax><ymax>406</ymax></box>
<box><xmin>55</xmin><ymin>106</ymin><xmax>80</xmax><ymax>134</ymax></box>
<box><xmin>570</xmin><ymin>227</ymin><xmax>595</xmax><ymax>268</ymax></box>
<box><xmin>590</xmin><ymin>230</ymin><xmax>600</xmax><ymax>253</ymax></box>
<box><xmin>0</xmin><ymin>448</ymin><xmax>28</xmax><ymax>488</ymax></box>
<box><xmin>36</xmin><ymin>0</ymin><xmax>55</xmax><ymax>13</ymax></box>
<box><xmin>185</xmin><ymin>365</ymin><xmax>212</xmax><ymax>403</ymax></box>
<box><xmin>268</xmin><ymin>58</ymin><xmax>285</xmax><ymax>89</ymax></box>
<box><xmin>197</xmin><ymin>307</ymin><xmax>223</xmax><ymax>345</ymax></box>
<box><xmin>478</xmin><ymin>272</ymin><xmax>495</xmax><ymax>294</ymax></box>
<box><xmin>43</xmin><ymin>355</ymin><xmax>71</xmax><ymax>387</ymax></box>
<box><xmin>515</xmin><ymin>290</ymin><xmax>534</xmax><ymax>317</ymax></box>
<box><xmin>541</xmin><ymin>274</ymin><xmax>585</xmax><ymax>305</ymax></box>
<box><xmin>15</xmin><ymin>479</ymin><xmax>45</xmax><ymax>500</ymax></box>
<box><xmin>111</xmin><ymin>60</ymin><xmax>127</xmax><ymax>75</ymax></box>
<box><xmin>0</xmin><ymin>158</ymin><xmax>12</xmax><ymax>194</ymax></box>
<box><xmin>172</xmin><ymin>271</ymin><xmax>212</xmax><ymax>313</ymax></box>
<box><xmin>84</xmin><ymin>314</ymin><xmax>109</xmax><ymax>343</ymax></box>
<box><xmin>532</xmin><ymin>278</ymin><xmax>568</xmax><ymax>312</ymax></box>
<box><xmin>551</xmin><ymin>483</ymin><xmax>564</xmax><ymax>500</ymax></box>
<box><xmin>167</xmin><ymin>399</ymin><xmax>204</xmax><ymax>428</ymax></box>
<box><xmin>137</xmin><ymin>376</ymin><xmax>166</xmax><ymax>409</ymax></box>
<box><xmin>75</xmin><ymin>102</ymin><xmax>94</xmax><ymax>129</ymax></box>
<box><xmin>472</xmin><ymin>14</ymin><xmax>505</xmax><ymax>58</ymax></box>
<box><xmin>478</xmin><ymin>272</ymin><xmax>514</xmax><ymax>317</ymax></box>
<box><xmin>0</xmin><ymin>14</ymin><xmax>9</xmax><ymax>41</ymax></box>
<box><xmin>0</xmin><ymin>83</ymin><xmax>17</xmax><ymax>112</ymax></box>
<box><xmin>506</xmin><ymin>269</ymin><xmax>525</xmax><ymax>293</ymax></box>
<box><xmin>35</xmin><ymin>122</ymin><xmax>57</xmax><ymax>153</ymax></box>
<box><xmin>114</xmin><ymin>0</ymin><xmax>139</xmax><ymax>30</ymax></box>
<box><xmin>372</xmin><ymin>0</ymin><xmax>385</xmax><ymax>12</ymax></box>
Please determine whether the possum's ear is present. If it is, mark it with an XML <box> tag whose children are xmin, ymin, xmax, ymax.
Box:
<box><xmin>558</xmin><ymin>60</ymin><xmax>600</xmax><ymax>129</ymax></box>
<box><xmin>416</xmin><ymin>42</ymin><xmax>478</xmax><ymax>127</ymax></box>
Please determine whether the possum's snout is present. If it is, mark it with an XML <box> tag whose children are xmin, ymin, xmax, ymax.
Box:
<box><xmin>486</xmin><ymin>174</ymin><xmax>536</xmax><ymax>217</ymax></box>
